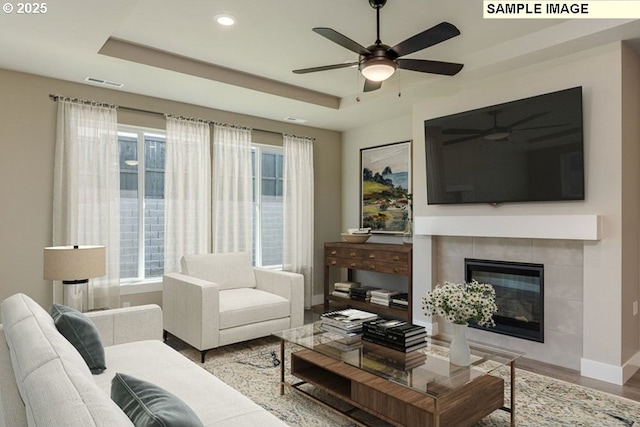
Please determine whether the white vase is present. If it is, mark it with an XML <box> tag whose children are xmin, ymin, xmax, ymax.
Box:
<box><xmin>449</xmin><ymin>323</ymin><xmax>471</xmax><ymax>366</ymax></box>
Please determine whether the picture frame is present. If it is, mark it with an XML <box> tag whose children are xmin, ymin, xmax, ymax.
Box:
<box><xmin>360</xmin><ymin>140</ymin><xmax>412</xmax><ymax>234</ymax></box>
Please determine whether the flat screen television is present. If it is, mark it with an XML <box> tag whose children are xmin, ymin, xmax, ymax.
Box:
<box><xmin>424</xmin><ymin>87</ymin><xmax>584</xmax><ymax>205</ymax></box>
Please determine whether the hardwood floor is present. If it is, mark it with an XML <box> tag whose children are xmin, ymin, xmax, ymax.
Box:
<box><xmin>306</xmin><ymin>304</ymin><xmax>640</xmax><ymax>403</ymax></box>
<box><xmin>517</xmin><ymin>356</ymin><xmax>640</xmax><ymax>402</ymax></box>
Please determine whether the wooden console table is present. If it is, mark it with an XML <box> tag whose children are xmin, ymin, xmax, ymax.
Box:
<box><xmin>324</xmin><ymin>242</ymin><xmax>412</xmax><ymax>321</ymax></box>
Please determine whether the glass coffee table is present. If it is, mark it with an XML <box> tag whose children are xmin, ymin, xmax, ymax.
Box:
<box><xmin>274</xmin><ymin>322</ymin><xmax>522</xmax><ymax>427</ymax></box>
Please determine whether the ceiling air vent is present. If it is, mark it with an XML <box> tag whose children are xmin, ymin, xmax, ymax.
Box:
<box><xmin>284</xmin><ymin>117</ymin><xmax>308</xmax><ymax>124</ymax></box>
<box><xmin>84</xmin><ymin>77</ymin><xmax>124</xmax><ymax>88</ymax></box>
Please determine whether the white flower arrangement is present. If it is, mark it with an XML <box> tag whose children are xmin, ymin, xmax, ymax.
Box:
<box><xmin>421</xmin><ymin>280</ymin><xmax>498</xmax><ymax>327</ymax></box>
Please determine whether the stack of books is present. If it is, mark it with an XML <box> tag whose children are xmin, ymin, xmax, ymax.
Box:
<box><xmin>389</xmin><ymin>293</ymin><xmax>409</xmax><ymax>311</ymax></box>
<box><xmin>350</xmin><ymin>286</ymin><xmax>376</xmax><ymax>302</ymax></box>
<box><xmin>331</xmin><ymin>281</ymin><xmax>360</xmax><ymax>299</ymax></box>
<box><xmin>362</xmin><ymin>340</ymin><xmax>427</xmax><ymax>371</ymax></box>
<box><xmin>362</xmin><ymin>318</ymin><xmax>428</xmax><ymax>352</ymax></box>
<box><xmin>370</xmin><ymin>288</ymin><xmax>401</xmax><ymax>306</ymax></box>
<box><xmin>320</xmin><ymin>308</ymin><xmax>378</xmax><ymax>336</ymax></box>
<box><xmin>318</xmin><ymin>335</ymin><xmax>363</xmax><ymax>353</ymax></box>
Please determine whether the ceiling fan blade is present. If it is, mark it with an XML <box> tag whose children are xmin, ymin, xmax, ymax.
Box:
<box><xmin>293</xmin><ymin>62</ymin><xmax>358</xmax><ymax>74</ymax></box>
<box><xmin>528</xmin><ymin>127</ymin><xmax>582</xmax><ymax>143</ymax></box>
<box><xmin>313</xmin><ymin>27</ymin><xmax>371</xmax><ymax>55</ymax></box>
<box><xmin>442</xmin><ymin>128</ymin><xmax>486</xmax><ymax>135</ymax></box>
<box><xmin>390</xmin><ymin>22</ymin><xmax>460</xmax><ymax>57</ymax></box>
<box><xmin>505</xmin><ymin>112</ymin><xmax>550</xmax><ymax>129</ymax></box>
<box><xmin>443</xmin><ymin>134</ymin><xmax>482</xmax><ymax>145</ymax></box>
<box><xmin>363</xmin><ymin>79</ymin><xmax>383</xmax><ymax>92</ymax></box>
<box><xmin>398</xmin><ymin>59</ymin><xmax>463</xmax><ymax>76</ymax></box>
<box><xmin>514</xmin><ymin>123</ymin><xmax>569</xmax><ymax>132</ymax></box>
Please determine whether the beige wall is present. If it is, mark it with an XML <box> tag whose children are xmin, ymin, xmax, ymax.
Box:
<box><xmin>0</xmin><ymin>68</ymin><xmax>342</xmax><ymax>313</ymax></box>
<box><xmin>411</xmin><ymin>42</ymin><xmax>634</xmax><ymax>376</ymax></box>
<box><xmin>341</xmin><ymin>114</ymin><xmax>412</xmax><ymax>244</ymax></box>
<box><xmin>343</xmin><ymin>42</ymin><xmax>640</xmax><ymax>381</ymax></box>
<box><xmin>621</xmin><ymin>42</ymin><xmax>640</xmax><ymax>363</ymax></box>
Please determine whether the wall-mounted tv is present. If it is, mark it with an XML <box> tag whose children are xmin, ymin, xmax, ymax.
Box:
<box><xmin>424</xmin><ymin>87</ymin><xmax>584</xmax><ymax>205</ymax></box>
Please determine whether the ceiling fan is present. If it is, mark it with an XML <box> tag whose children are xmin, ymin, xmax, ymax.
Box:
<box><xmin>442</xmin><ymin>110</ymin><xmax>570</xmax><ymax>145</ymax></box>
<box><xmin>292</xmin><ymin>0</ymin><xmax>464</xmax><ymax>92</ymax></box>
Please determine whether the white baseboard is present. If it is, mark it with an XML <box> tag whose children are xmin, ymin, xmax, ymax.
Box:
<box><xmin>580</xmin><ymin>356</ymin><xmax>640</xmax><ymax>385</ymax></box>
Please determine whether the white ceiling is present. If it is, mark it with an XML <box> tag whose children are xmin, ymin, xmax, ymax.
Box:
<box><xmin>1</xmin><ymin>0</ymin><xmax>639</xmax><ymax>131</ymax></box>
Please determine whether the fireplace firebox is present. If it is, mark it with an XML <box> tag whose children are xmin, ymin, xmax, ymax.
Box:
<box><xmin>465</xmin><ymin>258</ymin><xmax>544</xmax><ymax>342</ymax></box>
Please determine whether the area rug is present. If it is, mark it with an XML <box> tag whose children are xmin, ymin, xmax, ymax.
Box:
<box><xmin>169</xmin><ymin>337</ymin><xmax>640</xmax><ymax>426</ymax></box>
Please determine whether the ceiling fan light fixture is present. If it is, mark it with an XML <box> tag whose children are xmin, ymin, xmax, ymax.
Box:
<box><xmin>361</xmin><ymin>57</ymin><xmax>397</xmax><ymax>82</ymax></box>
<box><xmin>484</xmin><ymin>131</ymin><xmax>510</xmax><ymax>141</ymax></box>
<box><xmin>292</xmin><ymin>1</ymin><xmax>462</xmax><ymax>92</ymax></box>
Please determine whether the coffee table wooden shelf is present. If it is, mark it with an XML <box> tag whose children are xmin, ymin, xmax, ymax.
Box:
<box><xmin>274</xmin><ymin>323</ymin><xmax>521</xmax><ymax>427</ymax></box>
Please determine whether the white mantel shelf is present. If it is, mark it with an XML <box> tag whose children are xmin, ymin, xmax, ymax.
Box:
<box><xmin>414</xmin><ymin>215</ymin><xmax>601</xmax><ymax>241</ymax></box>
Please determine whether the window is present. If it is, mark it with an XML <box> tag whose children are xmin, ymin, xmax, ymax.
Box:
<box><xmin>119</xmin><ymin>134</ymin><xmax>281</xmax><ymax>276</ymax></box>
<box><xmin>118</xmin><ymin>128</ymin><xmax>166</xmax><ymax>282</ymax></box>
<box><xmin>252</xmin><ymin>145</ymin><xmax>284</xmax><ymax>267</ymax></box>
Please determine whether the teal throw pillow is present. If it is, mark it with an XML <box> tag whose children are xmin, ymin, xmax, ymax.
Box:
<box><xmin>111</xmin><ymin>372</ymin><xmax>204</xmax><ymax>427</ymax></box>
<box><xmin>49</xmin><ymin>303</ymin><xmax>106</xmax><ymax>374</ymax></box>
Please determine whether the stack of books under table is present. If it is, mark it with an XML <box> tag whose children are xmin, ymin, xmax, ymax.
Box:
<box><xmin>362</xmin><ymin>318</ymin><xmax>428</xmax><ymax>353</ymax></box>
<box><xmin>350</xmin><ymin>286</ymin><xmax>376</xmax><ymax>302</ymax></box>
<box><xmin>370</xmin><ymin>288</ymin><xmax>401</xmax><ymax>306</ymax></box>
<box><xmin>320</xmin><ymin>308</ymin><xmax>378</xmax><ymax>336</ymax></box>
<box><xmin>389</xmin><ymin>293</ymin><xmax>409</xmax><ymax>311</ymax></box>
<box><xmin>331</xmin><ymin>281</ymin><xmax>360</xmax><ymax>299</ymax></box>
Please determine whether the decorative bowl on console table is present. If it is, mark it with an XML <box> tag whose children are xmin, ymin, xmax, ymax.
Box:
<box><xmin>341</xmin><ymin>233</ymin><xmax>370</xmax><ymax>244</ymax></box>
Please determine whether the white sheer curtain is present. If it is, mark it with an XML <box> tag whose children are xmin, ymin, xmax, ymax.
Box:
<box><xmin>283</xmin><ymin>135</ymin><xmax>314</xmax><ymax>308</ymax></box>
<box><xmin>212</xmin><ymin>124</ymin><xmax>253</xmax><ymax>253</ymax></box>
<box><xmin>53</xmin><ymin>99</ymin><xmax>120</xmax><ymax>309</ymax></box>
<box><xmin>164</xmin><ymin>116</ymin><xmax>211</xmax><ymax>273</ymax></box>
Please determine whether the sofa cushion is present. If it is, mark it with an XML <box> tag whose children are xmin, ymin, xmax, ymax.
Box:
<box><xmin>112</xmin><ymin>372</ymin><xmax>204</xmax><ymax>427</ymax></box>
<box><xmin>0</xmin><ymin>326</ymin><xmax>27</xmax><ymax>427</ymax></box>
<box><xmin>49</xmin><ymin>303</ymin><xmax>106</xmax><ymax>374</ymax></box>
<box><xmin>0</xmin><ymin>293</ymin><xmax>133</xmax><ymax>427</ymax></box>
<box><xmin>95</xmin><ymin>340</ymin><xmax>289</xmax><ymax>426</ymax></box>
<box><xmin>219</xmin><ymin>288</ymin><xmax>290</xmax><ymax>329</ymax></box>
<box><xmin>0</xmin><ymin>294</ymin><xmax>93</xmax><ymax>397</ymax></box>
<box><xmin>181</xmin><ymin>252</ymin><xmax>257</xmax><ymax>290</ymax></box>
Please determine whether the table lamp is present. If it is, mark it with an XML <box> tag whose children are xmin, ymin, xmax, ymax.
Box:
<box><xmin>43</xmin><ymin>245</ymin><xmax>106</xmax><ymax>312</ymax></box>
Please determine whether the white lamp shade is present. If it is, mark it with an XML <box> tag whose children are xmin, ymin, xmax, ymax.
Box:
<box><xmin>43</xmin><ymin>245</ymin><xmax>106</xmax><ymax>281</ymax></box>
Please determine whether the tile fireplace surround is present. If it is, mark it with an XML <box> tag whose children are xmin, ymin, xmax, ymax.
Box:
<box><xmin>415</xmin><ymin>215</ymin><xmax>600</xmax><ymax>374</ymax></box>
<box><xmin>433</xmin><ymin>235</ymin><xmax>582</xmax><ymax>369</ymax></box>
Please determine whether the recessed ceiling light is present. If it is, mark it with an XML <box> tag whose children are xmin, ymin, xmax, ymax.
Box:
<box><xmin>214</xmin><ymin>14</ymin><xmax>236</xmax><ymax>26</ymax></box>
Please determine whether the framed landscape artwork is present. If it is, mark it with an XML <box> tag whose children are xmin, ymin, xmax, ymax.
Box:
<box><xmin>360</xmin><ymin>141</ymin><xmax>412</xmax><ymax>234</ymax></box>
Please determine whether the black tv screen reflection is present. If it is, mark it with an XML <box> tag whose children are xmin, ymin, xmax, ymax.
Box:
<box><xmin>424</xmin><ymin>87</ymin><xmax>584</xmax><ymax>205</ymax></box>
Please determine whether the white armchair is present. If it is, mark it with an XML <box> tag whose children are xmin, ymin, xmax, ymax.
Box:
<box><xmin>162</xmin><ymin>252</ymin><xmax>304</xmax><ymax>362</ymax></box>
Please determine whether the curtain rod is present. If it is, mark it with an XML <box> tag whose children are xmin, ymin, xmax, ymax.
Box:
<box><xmin>48</xmin><ymin>94</ymin><xmax>315</xmax><ymax>140</ymax></box>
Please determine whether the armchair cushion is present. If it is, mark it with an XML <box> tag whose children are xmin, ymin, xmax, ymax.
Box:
<box><xmin>181</xmin><ymin>252</ymin><xmax>256</xmax><ymax>290</ymax></box>
<box><xmin>219</xmin><ymin>289</ymin><xmax>290</xmax><ymax>329</ymax></box>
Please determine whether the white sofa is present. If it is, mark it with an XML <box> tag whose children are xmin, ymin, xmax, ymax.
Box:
<box><xmin>0</xmin><ymin>293</ymin><xmax>289</xmax><ymax>427</ymax></box>
<box><xmin>163</xmin><ymin>252</ymin><xmax>304</xmax><ymax>362</ymax></box>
